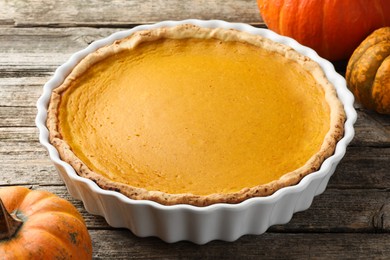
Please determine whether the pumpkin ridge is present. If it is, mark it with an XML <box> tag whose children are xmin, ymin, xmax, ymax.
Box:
<box><xmin>19</xmin><ymin>226</ymin><xmax>73</xmax><ymax>258</ymax></box>
<box><xmin>346</xmin><ymin>26</ymin><xmax>390</xmax><ymax>114</ymax></box>
<box><xmin>320</xmin><ymin>0</ymin><xmax>328</xmax><ymax>59</ymax></box>
<box><xmin>0</xmin><ymin>187</ymin><xmax>30</xmax><ymax>213</ymax></box>
<box><xmin>20</xmin><ymin>195</ymin><xmax>82</xmax><ymax>220</ymax></box>
<box><xmin>278</xmin><ymin>0</ymin><xmax>286</xmax><ymax>34</ymax></box>
<box><xmin>24</xmin><ymin>211</ymin><xmax>91</xmax><ymax>255</ymax></box>
<box><xmin>372</xmin><ymin>55</ymin><xmax>390</xmax><ymax>113</ymax></box>
<box><xmin>352</xmin><ymin>28</ymin><xmax>390</xmax><ymax>57</ymax></box>
<box><xmin>346</xmin><ymin>28</ymin><xmax>390</xmax><ymax>94</ymax></box>
<box><xmin>26</xmin><ymin>210</ymin><xmax>85</xmax><ymax>227</ymax></box>
<box><xmin>365</xmin><ymin>42</ymin><xmax>390</xmax><ymax>109</ymax></box>
<box><xmin>0</xmin><ymin>241</ymin><xmax>30</xmax><ymax>259</ymax></box>
<box><xmin>349</xmin><ymin>41</ymin><xmax>390</xmax><ymax>108</ymax></box>
<box><xmin>17</xmin><ymin>189</ymin><xmax>54</xmax><ymax>211</ymax></box>
<box><xmin>19</xmin><ymin>194</ymin><xmax>53</xmax><ymax>208</ymax></box>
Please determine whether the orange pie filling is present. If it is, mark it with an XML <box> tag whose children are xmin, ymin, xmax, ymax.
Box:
<box><xmin>57</xmin><ymin>38</ymin><xmax>330</xmax><ymax>196</ymax></box>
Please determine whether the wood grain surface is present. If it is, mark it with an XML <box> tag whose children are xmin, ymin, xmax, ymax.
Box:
<box><xmin>0</xmin><ymin>0</ymin><xmax>263</xmax><ymax>27</ymax></box>
<box><xmin>0</xmin><ymin>1</ymin><xmax>389</xmax><ymax>259</ymax></box>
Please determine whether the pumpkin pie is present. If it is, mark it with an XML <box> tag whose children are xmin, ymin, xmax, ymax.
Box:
<box><xmin>47</xmin><ymin>24</ymin><xmax>345</xmax><ymax>206</ymax></box>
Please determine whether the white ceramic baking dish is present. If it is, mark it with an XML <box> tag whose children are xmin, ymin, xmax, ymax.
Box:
<box><xmin>36</xmin><ymin>19</ymin><xmax>357</xmax><ymax>244</ymax></box>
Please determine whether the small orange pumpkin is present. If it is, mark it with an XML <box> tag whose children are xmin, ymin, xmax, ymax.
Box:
<box><xmin>346</xmin><ymin>27</ymin><xmax>390</xmax><ymax>114</ymax></box>
<box><xmin>257</xmin><ymin>0</ymin><xmax>390</xmax><ymax>61</ymax></box>
<box><xmin>0</xmin><ymin>186</ymin><xmax>92</xmax><ymax>259</ymax></box>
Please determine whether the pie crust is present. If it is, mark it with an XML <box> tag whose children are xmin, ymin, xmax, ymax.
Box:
<box><xmin>47</xmin><ymin>24</ymin><xmax>345</xmax><ymax>206</ymax></box>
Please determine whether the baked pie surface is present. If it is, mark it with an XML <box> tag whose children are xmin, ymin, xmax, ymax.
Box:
<box><xmin>47</xmin><ymin>25</ymin><xmax>345</xmax><ymax>206</ymax></box>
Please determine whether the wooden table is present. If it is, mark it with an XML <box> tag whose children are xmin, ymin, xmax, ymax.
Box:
<box><xmin>1</xmin><ymin>1</ymin><xmax>389</xmax><ymax>258</ymax></box>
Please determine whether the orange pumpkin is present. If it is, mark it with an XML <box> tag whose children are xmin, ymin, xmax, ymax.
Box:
<box><xmin>346</xmin><ymin>27</ymin><xmax>390</xmax><ymax>114</ymax></box>
<box><xmin>257</xmin><ymin>0</ymin><xmax>390</xmax><ymax>61</ymax></box>
<box><xmin>0</xmin><ymin>186</ymin><xmax>92</xmax><ymax>259</ymax></box>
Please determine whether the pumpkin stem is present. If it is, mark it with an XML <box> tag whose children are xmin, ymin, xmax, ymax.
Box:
<box><xmin>0</xmin><ymin>198</ymin><xmax>23</xmax><ymax>240</ymax></box>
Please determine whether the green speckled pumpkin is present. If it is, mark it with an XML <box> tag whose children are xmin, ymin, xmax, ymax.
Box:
<box><xmin>346</xmin><ymin>27</ymin><xmax>390</xmax><ymax>114</ymax></box>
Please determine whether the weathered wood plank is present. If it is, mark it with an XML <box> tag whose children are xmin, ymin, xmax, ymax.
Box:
<box><xmin>328</xmin><ymin>147</ymin><xmax>390</xmax><ymax>189</ymax></box>
<box><xmin>0</xmin><ymin>127</ymin><xmax>38</xmax><ymax>142</ymax></box>
<box><xmin>0</xmin><ymin>141</ymin><xmax>48</xmax><ymax>159</ymax></box>
<box><xmin>0</xmin><ymin>27</ymin><xmax>128</xmax><ymax>78</ymax></box>
<box><xmin>0</xmin><ymin>0</ymin><xmax>263</xmax><ymax>28</ymax></box>
<box><xmin>89</xmin><ymin>231</ymin><xmax>390</xmax><ymax>259</ymax></box>
<box><xmin>0</xmin><ymin>106</ymin><xmax>37</xmax><ymax>127</ymax></box>
<box><xmin>274</xmin><ymin>189</ymin><xmax>390</xmax><ymax>233</ymax></box>
<box><xmin>0</xmin><ymin>53</ymin><xmax>72</xmax><ymax>74</ymax></box>
<box><xmin>0</xmin><ymin>78</ymin><xmax>46</xmax><ymax>107</ymax></box>
<box><xmin>0</xmin><ymin>27</ymin><xmax>120</xmax><ymax>55</ymax></box>
<box><xmin>352</xmin><ymin>109</ymin><xmax>390</xmax><ymax>146</ymax></box>
<box><xmin>0</xmin><ymin>161</ymin><xmax>62</xmax><ymax>186</ymax></box>
<box><xmin>364</xmin><ymin>109</ymin><xmax>390</xmax><ymax>129</ymax></box>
